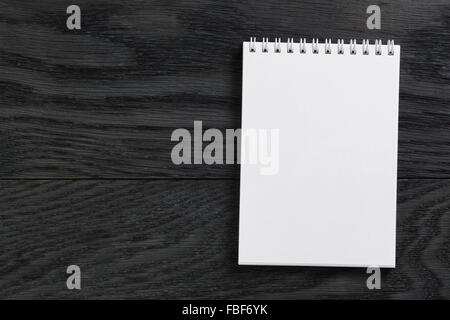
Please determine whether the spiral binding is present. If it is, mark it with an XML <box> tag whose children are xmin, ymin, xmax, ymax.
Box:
<box><xmin>248</xmin><ymin>38</ymin><xmax>395</xmax><ymax>55</ymax></box>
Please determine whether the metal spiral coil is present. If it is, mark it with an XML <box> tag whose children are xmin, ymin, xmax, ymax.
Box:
<box><xmin>248</xmin><ymin>38</ymin><xmax>395</xmax><ymax>55</ymax></box>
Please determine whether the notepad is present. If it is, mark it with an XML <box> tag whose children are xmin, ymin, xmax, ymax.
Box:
<box><xmin>239</xmin><ymin>38</ymin><xmax>400</xmax><ymax>268</ymax></box>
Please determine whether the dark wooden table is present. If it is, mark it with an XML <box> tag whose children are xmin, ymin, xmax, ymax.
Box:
<box><xmin>0</xmin><ymin>0</ymin><xmax>448</xmax><ymax>299</ymax></box>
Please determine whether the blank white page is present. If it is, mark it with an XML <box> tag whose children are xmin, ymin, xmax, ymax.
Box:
<box><xmin>239</xmin><ymin>40</ymin><xmax>400</xmax><ymax>268</ymax></box>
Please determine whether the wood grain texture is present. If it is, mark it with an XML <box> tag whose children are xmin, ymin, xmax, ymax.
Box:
<box><xmin>0</xmin><ymin>0</ymin><xmax>449</xmax><ymax>300</ymax></box>
<box><xmin>0</xmin><ymin>0</ymin><xmax>449</xmax><ymax>178</ymax></box>
<box><xmin>0</xmin><ymin>179</ymin><xmax>448</xmax><ymax>299</ymax></box>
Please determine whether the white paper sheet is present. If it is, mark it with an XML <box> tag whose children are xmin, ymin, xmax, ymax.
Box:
<box><xmin>239</xmin><ymin>40</ymin><xmax>400</xmax><ymax>267</ymax></box>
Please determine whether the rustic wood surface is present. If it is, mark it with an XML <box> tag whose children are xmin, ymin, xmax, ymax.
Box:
<box><xmin>0</xmin><ymin>0</ymin><xmax>449</xmax><ymax>299</ymax></box>
<box><xmin>0</xmin><ymin>179</ymin><xmax>449</xmax><ymax>299</ymax></box>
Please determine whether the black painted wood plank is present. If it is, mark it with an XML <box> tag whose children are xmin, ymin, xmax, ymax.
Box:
<box><xmin>0</xmin><ymin>179</ymin><xmax>448</xmax><ymax>299</ymax></box>
<box><xmin>0</xmin><ymin>0</ymin><xmax>449</xmax><ymax>178</ymax></box>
